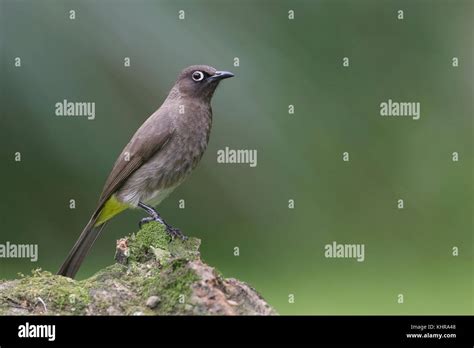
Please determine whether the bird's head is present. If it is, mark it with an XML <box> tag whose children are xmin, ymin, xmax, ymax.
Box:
<box><xmin>174</xmin><ymin>65</ymin><xmax>234</xmax><ymax>100</ymax></box>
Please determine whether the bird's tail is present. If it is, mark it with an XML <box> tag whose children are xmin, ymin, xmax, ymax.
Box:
<box><xmin>57</xmin><ymin>215</ymin><xmax>106</xmax><ymax>278</ymax></box>
<box><xmin>58</xmin><ymin>195</ymin><xmax>129</xmax><ymax>278</ymax></box>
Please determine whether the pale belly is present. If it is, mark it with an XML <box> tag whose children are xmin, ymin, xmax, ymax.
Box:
<box><xmin>143</xmin><ymin>185</ymin><xmax>179</xmax><ymax>207</ymax></box>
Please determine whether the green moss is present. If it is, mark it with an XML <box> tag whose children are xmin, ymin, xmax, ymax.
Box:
<box><xmin>143</xmin><ymin>259</ymin><xmax>199</xmax><ymax>314</ymax></box>
<box><xmin>125</xmin><ymin>223</ymin><xmax>201</xmax><ymax>313</ymax></box>
<box><xmin>150</xmin><ymin>246</ymin><xmax>172</xmax><ymax>266</ymax></box>
<box><xmin>168</xmin><ymin>236</ymin><xmax>201</xmax><ymax>260</ymax></box>
<box><xmin>128</xmin><ymin>222</ymin><xmax>200</xmax><ymax>264</ymax></box>
<box><xmin>128</xmin><ymin>222</ymin><xmax>171</xmax><ymax>262</ymax></box>
<box><xmin>0</xmin><ymin>269</ymin><xmax>90</xmax><ymax>314</ymax></box>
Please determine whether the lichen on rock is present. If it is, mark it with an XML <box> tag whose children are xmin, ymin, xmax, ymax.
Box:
<box><xmin>0</xmin><ymin>222</ymin><xmax>276</xmax><ymax>315</ymax></box>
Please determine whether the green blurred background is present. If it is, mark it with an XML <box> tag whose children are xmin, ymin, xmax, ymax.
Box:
<box><xmin>0</xmin><ymin>0</ymin><xmax>472</xmax><ymax>314</ymax></box>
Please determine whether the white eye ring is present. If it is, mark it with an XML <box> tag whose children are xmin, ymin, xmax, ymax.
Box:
<box><xmin>192</xmin><ymin>71</ymin><xmax>205</xmax><ymax>82</ymax></box>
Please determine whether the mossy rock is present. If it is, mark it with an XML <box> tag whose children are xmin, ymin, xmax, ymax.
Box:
<box><xmin>0</xmin><ymin>222</ymin><xmax>276</xmax><ymax>315</ymax></box>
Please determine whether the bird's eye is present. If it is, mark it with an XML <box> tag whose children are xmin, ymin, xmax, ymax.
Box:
<box><xmin>192</xmin><ymin>71</ymin><xmax>205</xmax><ymax>82</ymax></box>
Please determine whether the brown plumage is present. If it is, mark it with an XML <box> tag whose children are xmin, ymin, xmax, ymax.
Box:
<box><xmin>58</xmin><ymin>65</ymin><xmax>234</xmax><ymax>278</ymax></box>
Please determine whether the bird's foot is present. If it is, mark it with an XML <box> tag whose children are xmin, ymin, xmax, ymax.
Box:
<box><xmin>165</xmin><ymin>225</ymin><xmax>188</xmax><ymax>240</ymax></box>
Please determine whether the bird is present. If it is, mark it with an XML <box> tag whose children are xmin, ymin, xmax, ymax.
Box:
<box><xmin>58</xmin><ymin>65</ymin><xmax>234</xmax><ymax>278</ymax></box>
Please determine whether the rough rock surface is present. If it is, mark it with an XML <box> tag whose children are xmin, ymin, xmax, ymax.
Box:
<box><xmin>0</xmin><ymin>222</ymin><xmax>276</xmax><ymax>315</ymax></box>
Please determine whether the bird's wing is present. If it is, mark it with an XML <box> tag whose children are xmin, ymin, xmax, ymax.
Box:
<box><xmin>95</xmin><ymin>110</ymin><xmax>175</xmax><ymax>213</ymax></box>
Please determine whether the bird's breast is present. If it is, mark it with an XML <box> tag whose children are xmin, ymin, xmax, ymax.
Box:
<box><xmin>117</xmin><ymin>107</ymin><xmax>212</xmax><ymax>207</ymax></box>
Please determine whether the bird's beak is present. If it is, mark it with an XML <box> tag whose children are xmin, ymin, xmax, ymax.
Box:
<box><xmin>209</xmin><ymin>71</ymin><xmax>234</xmax><ymax>82</ymax></box>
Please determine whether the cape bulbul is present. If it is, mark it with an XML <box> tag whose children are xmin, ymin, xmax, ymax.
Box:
<box><xmin>58</xmin><ymin>65</ymin><xmax>234</xmax><ymax>278</ymax></box>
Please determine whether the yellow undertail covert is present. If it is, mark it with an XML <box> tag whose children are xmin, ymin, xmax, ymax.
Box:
<box><xmin>95</xmin><ymin>195</ymin><xmax>129</xmax><ymax>226</ymax></box>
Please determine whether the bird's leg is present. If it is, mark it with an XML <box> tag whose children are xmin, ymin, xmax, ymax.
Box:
<box><xmin>137</xmin><ymin>202</ymin><xmax>187</xmax><ymax>240</ymax></box>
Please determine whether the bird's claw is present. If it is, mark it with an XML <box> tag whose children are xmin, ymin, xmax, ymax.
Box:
<box><xmin>166</xmin><ymin>226</ymin><xmax>188</xmax><ymax>240</ymax></box>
